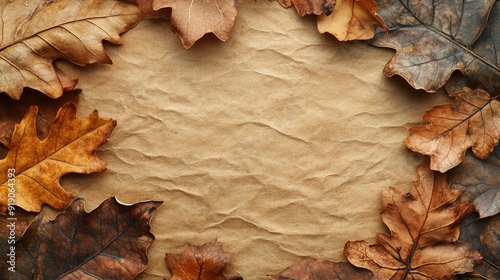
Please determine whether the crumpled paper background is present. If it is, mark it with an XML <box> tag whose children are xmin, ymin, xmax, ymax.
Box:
<box><xmin>56</xmin><ymin>1</ymin><xmax>450</xmax><ymax>279</ymax></box>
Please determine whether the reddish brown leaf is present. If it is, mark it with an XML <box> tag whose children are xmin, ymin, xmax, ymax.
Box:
<box><xmin>0</xmin><ymin>0</ymin><xmax>142</xmax><ymax>99</ymax></box>
<box><xmin>449</xmin><ymin>145</ymin><xmax>500</xmax><ymax>218</ymax></box>
<box><xmin>345</xmin><ymin>161</ymin><xmax>481</xmax><ymax>279</ymax></box>
<box><xmin>0</xmin><ymin>89</ymin><xmax>80</xmax><ymax>148</ymax></box>
<box><xmin>165</xmin><ymin>240</ymin><xmax>239</xmax><ymax>280</ymax></box>
<box><xmin>0</xmin><ymin>197</ymin><xmax>162</xmax><ymax>279</ymax></box>
<box><xmin>457</xmin><ymin>213</ymin><xmax>500</xmax><ymax>280</ymax></box>
<box><xmin>271</xmin><ymin>257</ymin><xmax>372</xmax><ymax>280</ymax></box>
<box><xmin>372</xmin><ymin>0</ymin><xmax>499</xmax><ymax>93</ymax></box>
<box><xmin>405</xmin><ymin>88</ymin><xmax>500</xmax><ymax>173</ymax></box>
<box><xmin>0</xmin><ymin>103</ymin><xmax>116</xmax><ymax>213</ymax></box>
<box><xmin>279</xmin><ymin>0</ymin><xmax>386</xmax><ymax>41</ymax></box>
<box><xmin>153</xmin><ymin>0</ymin><xmax>238</xmax><ymax>49</ymax></box>
<box><xmin>317</xmin><ymin>0</ymin><xmax>387</xmax><ymax>41</ymax></box>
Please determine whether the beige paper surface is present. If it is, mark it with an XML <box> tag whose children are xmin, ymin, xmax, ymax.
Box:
<box><xmin>56</xmin><ymin>1</ymin><xmax>450</xmax><ymax>279</ymax></box>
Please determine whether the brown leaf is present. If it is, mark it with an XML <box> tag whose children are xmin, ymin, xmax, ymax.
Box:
<box><xmin>153</xmin><ymin>0</ymin><xmax>238</xmax><ymax>49</ymax></box>
<box><xmin>165</xmin><ymin>240</ymin><xmax>238</xmax><ymax>280</ymax></box>
<box><xmin>0</xmin><ymin>89</ymin><xmax>80</xmax><ymax>148</ymax></box>
<box><xmin>0</xmin><ymin>102</ymin><xmax>116</xmax><ymax>213</ymax></box>
<box><xmin>270</xmin><ymin>257</ymin><xmax>372</xmax><ymax>280</ymax></box>
<box><xmin>405</xmin><ymin>88</ymin><xmax>500</xmax><ymax>173</ymax></box>
<box><xmin>0</xmin><ymin>0</ymin><xmax>142</xmax><ymax>99</ymax></box>
<box><xmin>457</xmin><ymin>213</ymin><xmax>500</xmax><ymax>280</ymax></box>
<box><xmin>449</xmin><ymin>145</ymin><xmax>500</xmax><ymax>218</ymax></box>
<box><xmin>317</xmin><ymin>0</ymin><xmax>387</xmax><ymax>41</ymax></box>
<box><xmin>345</xmin><ymin>161</ymin><xmax>481</xmax><ymax>279</ymax></box>
<box><xmin>0</xmin><ymin>197</ymin><xmax>162</xmax><ymax>279</ymax></box>
<box><xmin>372</xmin><ymin>0</ymin><xmax>499</xmax><ymax>93</ymax></box>
<box><xmin>279</xmin><ymin>0</ymin><xmax>386</xmax><ymax>41</ymax></box>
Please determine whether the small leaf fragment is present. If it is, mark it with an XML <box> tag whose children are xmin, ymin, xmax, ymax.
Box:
<box><xmin>165</xmin><ymin>240</ymin><xmax>238</xmax><ymax>280</ymax></box>
<box><xmin>449</xmin><ymin>145</ymin><xmax>500</xmax><ymax>218</ymax></box>
<box><xmin>277</xmin><ymin>0</ymin><xmax>336</xmax><ymax>16</ymax></box>
<box><xmin>317</xmin><ymin>0</ymin><xmax>387</xmax><ymax>41</ymax></box>
<box><xmin>279</xmin><ymin>0</ymin><xmax>386</xmax><ymax>41</ymax></box>
<box><xmin>458</xmin><ymin>213</ymin><xmax>500</xmax><ymax>280</ymax></box>
<box><xmin>153</xmin><ymin>0</ymin><xmax>238</xmax><ymax>49</ymax></box>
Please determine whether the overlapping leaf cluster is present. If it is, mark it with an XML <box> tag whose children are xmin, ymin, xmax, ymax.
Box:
<box><xmin>273</xmin><ymin>0</ymin><xmax>500</xmax><ymax>279</ymax></box>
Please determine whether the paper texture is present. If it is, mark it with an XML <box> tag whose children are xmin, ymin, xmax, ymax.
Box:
<box><xmin>56</xmin><ymin>1</ymin><xmax>450</xmax><ymax>279</ymax></box>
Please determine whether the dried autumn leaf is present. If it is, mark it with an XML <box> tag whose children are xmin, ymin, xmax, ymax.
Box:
<box><xmin>153</xmin><ymin>0</ymin><xmax>238</xmax><ymax>49</ymax></box>
<box><xmin>317</xmin><ymin>0</ymin><xmax>387</xmax><ymax>41</ymax></box>
<box><xmin>165</xmin><ymin>240</ymin><xmax>240</xmax><ymax>280</ymax></box>
<box><xmin>0</xmin><ymin>102</ymin><xmax>116</xmax><ymax>214</ymax></box>
<box><xmin>0</xmin><ymin>197</ymin><xmax>162</xmax><ymax>279</ymax></box>
<box><xmin>449</xmin><ymin>145</ymin><xmax>500</xmax><ymax>218</ymax></box>
<box><xmin>345</xmin><ymin>161</ymin><xmax>480</xmax><ymax>279</ymax></box>
<box><xmin>405</xmin><ymin>88</ymin><xmax>500</xmax><ymax>173</ymax></box>
<box><xmin>0</xmin><ymin>89</ymin><xmax>80</xmax><ymax>148</ymax></box>
<box><xmin>0</xmin><ymin>0</ymin><xmax>142</xmax><ymax>99</ymax></box>
<box><xmin>457</xmin><ymin>213</ymin><xmax>500</xmax><ymax>280</ymax></box>
<box><xmin>271</xmin><ymin>257</ymin><xmax>372</xmax><ymax>280</ymax></box>
<box><xmin>372</xmin><ymin>0</ymin><xmax>499</xmax><ymax>92</ymax></box>
<box><xmin>279</xmin><ymin>0</ymin><xmax>386</xmax><ymax>40</ymax></box>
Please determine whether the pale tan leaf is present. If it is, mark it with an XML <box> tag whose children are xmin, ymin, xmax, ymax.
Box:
<box><xmin>0</xmin><ymin>0</ymin><xmax>142</xmax><ymax>99</ymax></box>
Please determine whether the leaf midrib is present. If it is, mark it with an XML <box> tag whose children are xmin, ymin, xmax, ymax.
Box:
<box><xmin>1</xmin><ymin>118</ymin><xmax>110</xmax><ymax>188</ymax></box>
<box><xmin>0</xmin><ymin>13</ymin><xmax>138</xmax><ymax>51</ymax></box>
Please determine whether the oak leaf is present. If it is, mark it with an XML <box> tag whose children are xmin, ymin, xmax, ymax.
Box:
<box><xmin>0</xmin><ymin>197</ymin><xmax>162</xmax><ymax>279</ymax></box>
<box><xmin>165</xmin><ymin>240</ymin><xmax>240</xmax><ymax>280</ymax></box>
<box><xmin>153</xmin><ymin>0</ymin><xmax>238</xmax><ymax>49</ymax></box>
<box><xmin>279</xmin><ymin>0</ymin><xmax>386</xmax><ymax>40</ymax></box>
<box><xmin>0</xmin><ymin>102</ymin><xmax>116</xmax><ymax>214</ymax></box>
<box><xmin>317</xmin><ymin>0</ymin><xmax>387</xmax><ymax>41</ymax></box>
<box><xmin>0</xmin><ymin>0</ymin><xmax>142</xmax><ymax>99</ymax></box>
<box><xmin>405</xmin><ymin>88</ymin><xmax>500</xmax><ymax>173</ymax></box>
<box><xmin>345</xmin><ymin>161</ymin><xmax>481</xmax><ymax>279</ymax></box>
<box><xmin>449</xmin><ymin>145</ymin><xmax>500</xmax><ymax>218</ymax></box>
<box><xmin>271</xmin><ymin>257</ymin><xmax>372</xmax><ymax>280</ymax></box>
<box><xmin>0</xmin><ymin>89</ymin><xmax>80</xmax><ymax>148</ymax></box>
<box><xmin>372</xmin><ymin>0</ymin><xmax>499</xmax><ymax>92</ymax></box>
<box><xmin>457</xmin><ymin>213</ymin><xmax>500</xmax><ymax>280</ymax></box>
